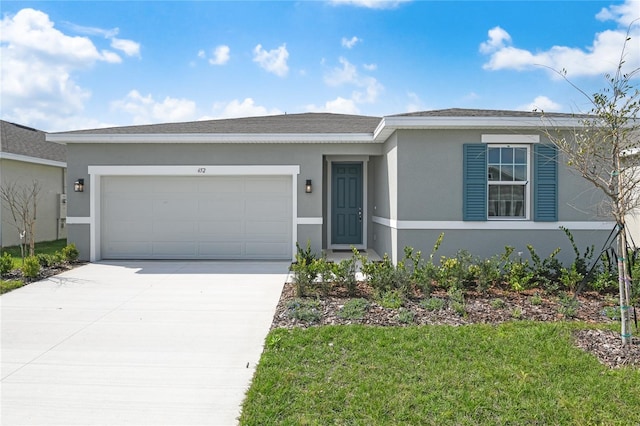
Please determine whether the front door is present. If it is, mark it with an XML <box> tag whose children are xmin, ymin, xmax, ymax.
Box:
<box><xmin>331</xmin><ymin>162</ymin><xmax>363</xmax><ymax>245</ymax></box>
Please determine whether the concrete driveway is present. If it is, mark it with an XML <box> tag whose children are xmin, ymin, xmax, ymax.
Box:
<box><xmin>1</xmin><ymin>261</ymin><xmax>289</xmax><ymax>425</ymax></box>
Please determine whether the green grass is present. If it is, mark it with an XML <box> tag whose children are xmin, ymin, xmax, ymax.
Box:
<box><xmin>0</xmin><ymin>279</ymin><xmax>26</xmax><ymax>294</ymax></box>
<box><xmin>2</xmin><ymin>239</ymin><xmax>67</xmax><ymax>269</ymax></box>
<box><xmin>241</xmin><ymin>322</ymin><xmax>640</xmax><ymax>425</ymax></box>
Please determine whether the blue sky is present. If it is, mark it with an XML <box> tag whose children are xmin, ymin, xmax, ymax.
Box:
<box><xmin>1</xmin><ymin>0</ymin><xmax>639</xmax><ymax>131</ymax></box>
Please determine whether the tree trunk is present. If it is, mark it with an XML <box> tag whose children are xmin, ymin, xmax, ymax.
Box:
<box><xmin>617</xmin><ymin>219</ymin><xmax>633</xmax><ymax>346</ymax></box>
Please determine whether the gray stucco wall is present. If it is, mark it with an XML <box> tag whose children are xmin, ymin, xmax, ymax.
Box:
<box><xmin>395</xmin><ymin>129</ymin><xmax>604</xmax><ymax>222</ymax></box>
<box><xmin>66</xmin><ymin>142</ymin><xmax>383</xmax><ymax>260</ymax></box>
<box><xmin>1</xmin><ymin>159</ymin><xmax>67</xmax><ymax>248</ymax></box>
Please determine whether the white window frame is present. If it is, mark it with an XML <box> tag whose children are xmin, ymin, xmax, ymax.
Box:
<box><xmin>487</xmin><ymin>144</ymin><xmax>531</xmax><ymax>221</ymax></box>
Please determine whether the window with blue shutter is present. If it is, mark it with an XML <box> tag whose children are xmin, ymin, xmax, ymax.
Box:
<box><xmin>463</xmin><ymin>142</ymin><xmax>558</xmax><ymax>222</ymax></box>
<box><xmin>533</xmin><ymin>144</ymin><xmax>558</xmax><ymax>221</ymax></box>
<box><xmin>463</xmin><ymin>144</ymin><xmax>487</xmax><ymax>221</ymax></box>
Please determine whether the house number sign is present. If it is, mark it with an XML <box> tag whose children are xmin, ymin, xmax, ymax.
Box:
<box><xmin>197</xmin><ymin>168</ymin><xmax>206</xmax><ymax>174</ymax></box>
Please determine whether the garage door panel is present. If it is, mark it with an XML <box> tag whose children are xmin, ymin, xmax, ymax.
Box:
<box><xmin>198</xmin><ymin>242</ymin><xmax>244</xmax><ymax>257</ymax></box>
<box><xmin>152</xmin><ymin>242</ymin><xmax>197</xmax><ymax>257</ymax></box>
<box><xmin>102</xmin><ymin>175</ymin><xmax>292</xmax><ymax>260</ymax></box>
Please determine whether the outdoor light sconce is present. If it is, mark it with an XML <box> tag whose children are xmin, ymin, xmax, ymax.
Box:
<box><xmin>305</xmin><ymin>179</ymin><xmax>313</xmax><ymax>193</ymax></box>
<box><xmin>74</xmin><ymin>179</ymin><xmax>84</xmax><ymax>193</ymax></box>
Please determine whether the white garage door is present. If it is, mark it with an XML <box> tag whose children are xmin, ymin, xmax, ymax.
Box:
<box><xmin>101</xmin><ymin>175</ymin><xmax>293</xmax><ymax>260</ymax></box>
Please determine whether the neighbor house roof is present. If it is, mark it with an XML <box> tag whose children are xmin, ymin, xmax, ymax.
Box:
<box><xmin>47</xmin><ymin>109</ymin><xmax>591</xmax><ymax>145</ymax></box>
<box><xmin>0</xmin><ymin>120</ymin><xmax>66</xmax><ymax>166</ymax></box>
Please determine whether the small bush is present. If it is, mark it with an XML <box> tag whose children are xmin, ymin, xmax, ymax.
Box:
<box><xmin>286</xmin><ymin>299</ymin><xmax>322</xmax><ymax>323</ymax></box>
<box><xmin>36</xmin><ymin>253</ymin><xmax>55</xmax><ymax>268</ymax></box>
<box><xmin>0</xmin><ymin>252</ymin><xmax>13</xmax><ymax>275</ymax></box>
<box><xmin>21</xmin><ymin>256</ymin><xmax>41</xmax><ymax>279</ymax></box>
<box><xmin>602</xmin><ymin>306</ymin><xmax>620</xmax><ymax>320</ymax></box>
<box><xmin>61</xmin><ymin>243</ymin><xmax>79</xmax><ymax>262</ymax></box>
<box><xmin>290</xmin><ymin>258</ymin><xmax>316</xmax><ymax>298</ymax></box>
<box><xmin>420</xmin><ymin>297</ymin><xmax>445</xmax><ymax>311</ymax></box>
<box><xmin>557</xmin><ymin>293</ymin><xmax>579</xmax><ymax>318</ymax></box>
<box><xmin>490</xmin><ymin>298</ymin><xmax>506</xmax><ymax>309</ymax></box>
<box><xmin>332</xmin><ymin>252</ymin><xmax>357</xmax><ymax>297</ymax></box>
<box><xmin>376</xmin><ymin>289</ymin><xmax>403</xmax><ymax>309</ymax></box>
<box><xmin>530</xmin><ymin>292</ymin><xmax>543</xmax><ymax>306</ymax></box>
<box><xmin>511</xmin><ymin>307</ymin><xmax>524</xmax><ymax>319</ymax></box>
<box><xmin>448</xmin><ymin>287</ymin><xmax>466</xmax><ymax>316</ymax></box>
<box><xmin>397</xmin><ymin>308</ymin><xmax>415</xmax><ymax>324</ymax></box>
<box><xmin>313</xmin><ymin>257</ymin><xmax>334</xmax><ymax>297</ymax></box>
<box><xmin>338</xmin><ymin>298</ymin><xmax>369</xmax><ymax>320</ymax></box>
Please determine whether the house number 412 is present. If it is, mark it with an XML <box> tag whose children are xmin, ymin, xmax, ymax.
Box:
<box><xmin>197</xmin><ymin>168</ymin><xmax>206</xmax><ymax>174</ymax></box>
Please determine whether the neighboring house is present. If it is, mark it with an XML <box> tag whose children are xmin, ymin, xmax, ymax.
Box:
<box><xmin>0</xmin><ymin>121</ymin><xmax>67</xmax><ymax>248</ymax></box>
<box><xmin>48</xmin><ymin>109</ymin><xmax>614</xmax><ymax>264</ymax></box>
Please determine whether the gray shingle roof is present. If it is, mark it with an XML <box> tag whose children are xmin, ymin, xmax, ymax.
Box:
<box><xmin>57</xmin><ymin>113</ymin><xmax>383</xmax><ymax>135</ymax></box>
<box><xmin>0</xmin><ymin>120</ymin><xmax>66</xmax><ymax>163</ymax></box>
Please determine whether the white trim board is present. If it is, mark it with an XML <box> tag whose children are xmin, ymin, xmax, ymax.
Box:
<box><xmin>371</xmin><ymin>216</ymin><xmax>615</xmax><ymax>231</ymax></box>
<box><xmin>297</xmin><ymin>217</ymin><xmax>323</xmax><ymax>225</ymax></box>
<box><xmin>0</xmin><ymin>152</ymin><xmax>66</xmax><ymax>168</ymax></box>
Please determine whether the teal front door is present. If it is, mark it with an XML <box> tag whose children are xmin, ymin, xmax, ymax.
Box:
<box><xmin>332</xmin><ymin>162</ymin><xmax>363</xmax><ymax>245</ymax></box>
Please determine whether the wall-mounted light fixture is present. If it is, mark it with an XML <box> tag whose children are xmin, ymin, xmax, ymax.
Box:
<box><xmin>305</xmin><ymin>179</ymin><xmax>313</xmax><ymax>193</ymax></box>
<box><xmin>74</xmin><ymin>179</ymin><xmax>84</xmax><ymax>193</ymax></box>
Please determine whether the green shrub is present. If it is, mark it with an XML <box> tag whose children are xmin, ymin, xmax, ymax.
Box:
<box><xmin>505</xmin><ymin>258</ymin><xmax>533</xmax><ymax>291</ymax></box>
<box><xmin>561</xmin><ymin>226</ymin><xmax>594</xmax><ymax>276</ymax></box>
<box><xmin>602</xmin><ymin>306</ymin><xmax>620</xmax><ymax>320</ymax></box>
<box><xmin>286</xmin><ymin>299</ymin><xmax>322</xmax><ymax>323</ymax></box>
<box><xmin>527</xmin><ymin>244</ymin><xmax>562</xmax><ymax>291</ymax></box>
<box><xmin>376</xmin><ymin>289</ymin><xmax>403</xmax><ymax>309</ymax></box>
<box><xmin>0</xmin><ymin>252</ymin><xmax>13</xmax><ymax>275</ymax></box>
<box><xmin>530</xmin><ymin>292</ymin><xmax>543</xmax><ymax>306</ymax></box>
<box><xmin>559</xmin><ymin>264</ymin><xmax>583</xmax><ymax>292</ymax></box>
<box><xmin>473</xmin><ymin>257</ymin><xmax>502</xmax><ymax>293</ymax></box>
<box><xmin>291</xmin><ymin>258</ymin><xmax>316</xmax><ymax>298</ymax></box>
<box><xmin>490</xmin><ymin>298</ymin><xmax>506</xmax><ymax>309</ymax></box>
<box><xmin>21</xmin><ymin>256</ymin><xmax>41</xmax><ymax>279</ymax></box>
<box><xmin>312</xmin><ymin>257</ymin><xmax>334</xmax><ymax>297</ymax></box>
<box><xmin>557</xmin><ymin>293</ymin><xmax>579</xmax><ymax>318</ymax></box>
<box><xmin>361</xmin><ymin>253</ymin><xmax>411</xmax><ymax>299</ymax></box>
<box><xmin>332</xmin><ymin>252</ymin><xmax>357</xmax><ymax>297</ymax></box>
<box><xmin>420</xmin><ymin>297</ymin><xmax>445</xmax><ymax>311</ymax></box>
<box><xmin>511</xmin><ymin>307</ymin><xmax>523</xmax><ymax>319</ymax></box>
<box><xmin>448</xmin><ymin>287</ymin><xmax>466</xmax><ymax>316</ymax></box>
<box><xmin>36</xmin><ymin>253</ymin><xmax>55</xmax><ymax>268</ymax></box>
<box><xmin>61</xmin><ymin>243</ymin><xmax>79</xmax><ymax>262</ymax></box>
<box><xmin>397</xmin><ymin>308</ymin><xmax>415</xmax><ymax>324</ymax></box>
<box><xmin>337</xmin><ymin>298</ymin><xmax>369</xmax><ymax>320</ymax></box>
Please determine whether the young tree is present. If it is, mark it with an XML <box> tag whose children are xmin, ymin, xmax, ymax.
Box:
<box><xmin>0</xmin><ymin>181</ymin><xmax>41</xmax><ymax>260</ymax></box>
<box><xmin>542</xmin><ymin>31</ymin><xmax>639</xmax><ymax>346</ymax></box>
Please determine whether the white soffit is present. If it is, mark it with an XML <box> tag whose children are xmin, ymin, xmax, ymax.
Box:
<box><xmin>481</xmin><ymin>134</ymin><xmax>540</xmax><ymax>143</ymax></box>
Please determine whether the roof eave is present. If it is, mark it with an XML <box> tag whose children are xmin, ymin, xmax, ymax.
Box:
<box><xmin>47</xmin><ymin>132</ymin><xmax>377</xmax><ymax>144</ymax></box>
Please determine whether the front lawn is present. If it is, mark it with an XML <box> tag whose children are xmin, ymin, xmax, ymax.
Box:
<box><xmin>240</xmin><ymin>322</ymin><xmax>640</xmax><ymax>425</ymax></box>
<box><xmin>2</xmin><ymin>238</ymin><xmax>67</xmax><ymax>269</ymax></box>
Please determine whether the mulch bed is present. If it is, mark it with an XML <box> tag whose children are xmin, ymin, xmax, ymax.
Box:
<box><xmin>272</xmin><ymin>281</ymin><xmax>640</xmax><ymax>369</ymax></box>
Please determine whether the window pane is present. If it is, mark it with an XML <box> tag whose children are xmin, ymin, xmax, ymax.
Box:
<box><xmin>501</xmin><ymin>147</ymin><xmax>513</xmax><ymax>163</ymax></box>
<box><xmin>488</xmin><ymin>166</ymin><xmax>499</xmax><ymax>181</ymax></box>
<box><xmin>488</xmin><ymin>184</ymin><xmax>525</xmax><ymax>217</ymax></box>
<box><xmin>514</xmin><ymin>165</ymin><xmax>526</xmax><ymax>181</ymax></box>
<box><xmin>500</xmin><ymin>165</ymin><xmax>514</xmax><ymax>181</ymax></box>
<box><xmin>488</xmin><ymin>148</ymin><xmax>500</xmax><ymax>163</ymax></box>
<box><xmin>514</xmin><ymin>148</ymin><xmax>527</xmax><ymax>164</ymax></box>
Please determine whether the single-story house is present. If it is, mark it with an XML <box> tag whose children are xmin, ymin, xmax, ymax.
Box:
<box><xmin>0</xmin><ymin>120</ymin><xmax>67</xmax><ymax>248</ymax></box>
<box><xmin>47</xmin><ymin>109</ymin><xmax>615</xmax><ymax>264</ymax></box>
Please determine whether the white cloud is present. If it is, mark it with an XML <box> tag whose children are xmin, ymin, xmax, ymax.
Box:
<box><xmin>596</xmin><ymin>0</ymin><xmax>640</xmax><ymax>27</ymax></box>
<box><xmin>111</xmin><ymin>90</ymin><xmax>197</xmax><ymax>124</ymax></box>
<box><xmin>211</xmin><ymin>98</ymin><xmax>282</xmax><ymax>119</ymax></box>
<box><xmin>306</xmin><ymin>97</ymin><xmax>360</xmax><ymax>114</ymax></box>
<box><xmin>197</xmin><ymin>50</ymin><xmax>206</xmax><ymax>59</ymax></box>
<box><xmin>324</xmin><ymin>57</ymin><xmax>383</xmax><ymax>103</ymax></box>
<box><xmin>111</xmin><ymin>37</ymin><xmax>141</xmax><ymax>57</ymax></box>
<box><xmin>209</xmin><ymin>45</ymin><xmax>230</xmax><ymax>65</ymax></box>
<box><xmin>518</xmin><ymin>95</ymin><xmax>562</xmax><ymax>112</ymax></box>
<box><xmin>329</xmin><ymin>0</ymin><xmax>411</xmax><ymax>9</ymax></box>
<box><xmin>342</xmin><ymin>36</ymin><xmax>361</xmax><ymax>49</ymax></box>
<box><xmin>479</xmin><ymin>26</ymin><xmax>511</xmax><ymax>54</ymax></box>
<box><xmin>363</xmin><ymin>63</ymin><xmax>377</xmax><ymax>71</ymax></box>
<box><xmin>0</xmin><ymin>8</ymin><xmax>134</xmax><ymax>130</ymax></box>
<box><xmin>480</xmin><ymin>3</ymin><xmax>640</xmax><ymax>77</ymax></box>
<box><xmin>253</xmin><ymin>43</ymin><xmax>289</xmax><ymax>77</ymax></box>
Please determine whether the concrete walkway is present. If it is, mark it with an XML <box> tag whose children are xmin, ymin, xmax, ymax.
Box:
<box><xmin>1</xmin><ymin>261</ymin><xmax>288</xmax><ymax>425</ymax></box>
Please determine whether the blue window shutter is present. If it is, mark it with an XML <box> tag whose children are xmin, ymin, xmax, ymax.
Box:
<box><xmin>534</xmin><ymin>144</ymin><xmax>558</xmax><ymax>221</ymax></box>
<box><xmin>463</xmin><ymin>144</ymin><xmax>487</xmax><ymax>221</ymax></box>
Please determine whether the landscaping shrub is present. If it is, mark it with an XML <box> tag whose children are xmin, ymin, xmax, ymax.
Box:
<box><xmin>0</xmin><ymin>252</ymin><xmax>13</xmax><ymax>275</ymax></box>
<box><xmin>290</xmin><ymin>258</ymin><xmax>316</xmax><ymax>298</ymax></box>
<box><xmin>332</xmin><ymin>251</ymin><xmax>357</xmax><ymax>296</ymax></box>
<box><xmin>21</xmin><ymin>256</ymin><xmax>41</xmax><ymax>279</ymax></box>
<box><xmin>361</xmin><ymin>253</ymin><xmax>411</xmax><ymax>299</ymax></box>
<box><xmin>376</xmin><ymin>289</ymin><xmax>403</xmax><ymax>309</ymax></box>
<box><xmin>286</xmin><ymin>299</ymin><xmax>321</xmax><ymax>323</ymax></box>
<box><xmin>36</xmin><ymin>253</ymin><xmax>55</xmax><ymax>268</ymax></box>
<box><xmin>557</xmin><ymin>292</ymin><xmax>580</xmax><ymax>318</ymax></box>
<box><xmin>312</xmin><ymin>256</ymin><xmax>334</xmax><ymax>297</ymax></box>
<box><xmin>337</xmin><ymin>298</ymin><xmax>369</xmax><ymax>320</ymax></box>
<box><xmin>420</xmin><ymin>297</ymin><xmax>445</xmax><ymax>311</ymax></box>
<box><xmin>397</xmin><ymin>307</ymin><xmax>415</xmax><ymax>324</ymax></box>
<box><xmin>61</xmin><ymin>243</ymin><xmax>79</xmax><ymax>262</ymax></box>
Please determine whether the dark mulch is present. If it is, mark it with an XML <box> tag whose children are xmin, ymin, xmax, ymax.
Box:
<box><xmin>272</xmin><ymin>281</ymin><xmax>640</xmax><ymax>369</ymax></box>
